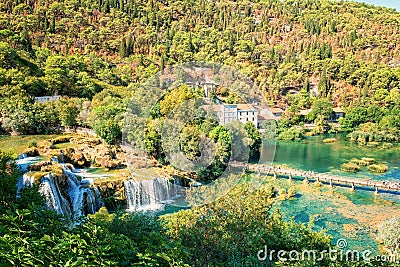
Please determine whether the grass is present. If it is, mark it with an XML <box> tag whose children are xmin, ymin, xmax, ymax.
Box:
<box><xmin>0</xmin><ymin>134</ymin><xmax>63</xmax><ymax>155</ymax></box>
<box><xmin>52</xmin><ymin>142</ymin><xmax>75</xmax><ymax>149</ymax></box>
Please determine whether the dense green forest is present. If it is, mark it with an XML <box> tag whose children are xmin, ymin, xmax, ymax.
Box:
<box><xmin>1</xmin><ymin>0</ymin><xmax>400</xmax><ymax>144</ymax></box>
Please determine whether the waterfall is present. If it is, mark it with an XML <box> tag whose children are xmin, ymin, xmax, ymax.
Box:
<box><xmin>16</xmin><ymin>173</ymin><xmax>35</xmax><ymax>197</ymax></box>
<box><xmin>20</xmin><ymin>173</ymin><xmax>34</xmax><ymax>188</ymax></box>
<box><xmin>39</xmin><ymin>174</ymin><xmax>73</xmax><ymax>217</ymax></box>
<box><xmin>62</xmin><ymin>165</ymin><xmax>103</xmax><ymax>221</ymax></box>
<box><xmin>51</xmin><ymin>156</ymin><xmax>59</xmax><ymax>163</ymax></box>
<box><xmin>18</xmin><ymin>163</ymin><xmax>104</xmax><ymax>221</ymax></box>
<box><xmin>124</xmin><ymin>178</ymin><xmax>180</xmax><ymax>211</ymax></box>
<box><xmin>16</xmin><ymin>153</ymin><xmax>40</xmax><ymax>172</ymax></box>
<box><xmin>18</xmin><ymin>153</ymin><xmax>28</xmax><ymax>160</ymax></box>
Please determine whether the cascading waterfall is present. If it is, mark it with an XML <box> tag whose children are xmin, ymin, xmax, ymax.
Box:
<box><xmin>16</xmin><ymin>173</ymin><xmax>35</xmax><ymax>197</ymax></box>
<box><xmin>18</xmin><ymin>153</ymin><xmax>28</xmax><ymax>160</ymax></box>
<box><xmin>16</xmin><ymin>153</ymin><xmax>40</xmax><ymax>172</ymax></box>
<box><xmin>18</xmin><ymin>162</ymin><xmax>104</xmax><ymax>221</ymax></box>
<box><xmin>19</xmin><ymin>173</ymin><xmax>34</xmax><ymax>188</ymax></box>
<box><xmin>62</xmin><ymin>165</ymin><xmax>104</xmax><ymax>221</ymax></box>
<box><xmin>124</xmin><ymin>178</ymin><xmax>180</xmax><ymax>211</ymax></box>
<box><xmin>39</xmin><ymin>174</ymin><xmax>73</xmax><ymax>217</ymax></box>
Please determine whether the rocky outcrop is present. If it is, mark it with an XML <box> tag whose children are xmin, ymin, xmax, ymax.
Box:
<box><xmin>39</xmin><ymin>164</ymin><xmax>70</xmax><ymax>186</ymax></box>
<box><xmin>28</xmin><ymin>161</ymin><xmax>52</xmax><ymax>171</ymax></box>
<box><xmin>23</xmin><ymin>148</ymin><xmax>39</xmax><ymax>157</ymax></box>
<box><xmin>43</xmin><ymin>137</ymin><xmax>127</xmax><ymax>169</ymax></box>
<box><xmin>57</xmin><ymin>144</ymin><xmax>126</xmax><ymax>169</ymax></box>
<box><xmin>61</xmin><ymin>147</ymin><xmax>92</xmax><ymax>167</ymax></box>
<box><xmin>95</xmin><ymin>177</ymin><xmax>128</xmax><ymax>211</ymax></box>
<box><xmin>51</xmin><ymin>136</ymin><xmax>73</xmax><ymax>145</ymax></box>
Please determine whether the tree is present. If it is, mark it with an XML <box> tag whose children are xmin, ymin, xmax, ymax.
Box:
<box><xmin>57</xmin><ymin>98</ymin><xmax>80</xmax><ymax>128</ymax></box>
<box><xmin>44</xmin><ymin>55</ymin><xmax>69</xmax><ymax>95</ymax></box>
<box><xmin>159</xmin><ymin>85</ymin><xmax>194</xmax><ymax>116</ymax></box>
<box><xmin>303</xmin><ymin>77</ymin><xmax>310</xmax><ymax>93</ymax></box>
<box><xmin>0</xmin><ymin>42</ymin><xmax>18</xmax><ymax>69</ymax></box>
<box><xmin>179</xmin><ymin>124</ymin><xmax>202</xmax><ymax>161</ymax></box>
<box><xmin>306</xmin><ymin>98</ymin><xmax>333</xmax><ymax>122</ymax></box>
<box><xmin>119</xmin><ymin>36</ymin><xmax>127</xmax><ymax>58</ymax></box>
<box><xmin>318</xmin><ymin>70</ymin><xmax>330</xmax><ymax>97</ymax></box>
<box><xmin>93</xmin><ymin>119</ymin><xmax>121</xmax><ymax>144</ymax></box>
<box><xmin>163</xmin><ymin>183</ymin><xmax>331</xmax><ymax>266</ymax></box>
<box><xmin>244</xmin><ymin>121</ymin><xmax>261</xmax><ymax>157</ymax></box>
<box><xmin>89</xmin><ymin>102</ymin><xmax>125</xmax><ymax>144</ymax></box>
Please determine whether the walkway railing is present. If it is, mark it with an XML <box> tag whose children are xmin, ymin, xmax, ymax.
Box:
<box><xmin>244</xmin><ymin>164</ymin><xmax>400</xmax><ymax>195</ymax></box>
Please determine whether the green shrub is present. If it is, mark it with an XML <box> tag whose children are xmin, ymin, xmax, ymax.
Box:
<box><xmin>28</xmin><ymin>140</ymin><xmax>37</xmax><ymax>148</ymax></box>
<box><xmin>278</xmin><ymin>127</ymin><xmax>304</xmax><ymax>140</ymax></box>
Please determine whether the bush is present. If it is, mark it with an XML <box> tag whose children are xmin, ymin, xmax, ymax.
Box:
<box><xmin>163</xmin><ymin>183</ymin><xmax>331</xmax><ymax>266</ymax></box>
<box><xmin>94</xmin><ymin>119</ymin><xmax>121</xmax><ymax>144</ymax></box>
<box><xmin>28</xmin><ymin>140</ymin><xmax>37</xmax><ymax>148</ymax></box>
<box><xmin>278</xmin><ymin>127</ymin><xmax>304</xmax><ymax>140</ymax></box>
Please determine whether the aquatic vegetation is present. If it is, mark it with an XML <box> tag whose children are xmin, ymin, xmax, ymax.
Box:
<box><xmin>323</xmin><ymin>138</ymin><xmax>337</xmax><ymax>143</ymax></box>
<box><xmin>367</xmin><ymin>142</ymin><xmax>379</xmax><ymax>147</ymax></box>
<box><xmin>349</xmin><ymin>157</ymin><xmax>375</xmax><ymax>166</ymax></box>
<box><xmin>382</xmin><ymin>143</ymin><xmax>394</xmax><ymax>149</ymax></box>
<box><xmin>344</xmin><ymin>157</ymin><xmax>386</xmax><ymax>173</ymax></box>
<box><xmin>368</xmin><ymin>164</ymin><xmax>389</xmax><ymax>173</ymax></box>
<box><xmin>361</xmin><ymin>158</ymin><xmax>376</xmax><ymax>165</ymax></box>
<box><xmin>287</xmin><ymin>187</ymin><xmax>297</xmax><ymax>198</ymax></box>
<box><xmin>341</xmin><ymin>163</ymin><xmax>361</xmax><ymax>173</ymax></box>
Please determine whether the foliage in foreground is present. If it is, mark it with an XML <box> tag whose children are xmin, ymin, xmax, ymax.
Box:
<box><xmin>162</xmin><ymin>184</ymin><xmax>331</xmax><ymax>266</ymax></box>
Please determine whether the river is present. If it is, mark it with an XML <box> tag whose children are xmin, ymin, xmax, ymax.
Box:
<box><xmin>265</xmin><ymin>134</ymin><xmax>400</xmax><ymax>252</ymax></box>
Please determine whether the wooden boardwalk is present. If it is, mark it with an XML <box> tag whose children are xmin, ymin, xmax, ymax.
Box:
<box><xmin>246</xmin><ymin>164</ymin><xmax>400</xmax><ymax>195</ymax></box>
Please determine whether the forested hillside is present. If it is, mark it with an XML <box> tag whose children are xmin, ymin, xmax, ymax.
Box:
<box><xmin>1</xmin><ymin>0</ymin><xmax>400</xmax><ymax>142</ymax></box>
<box><xmin>2</xmin><ymin>1</ymin><xmax>400</xmax><ymax>266</ymax></box>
